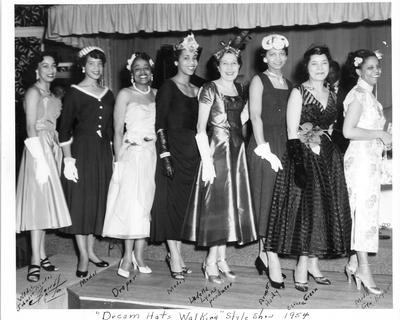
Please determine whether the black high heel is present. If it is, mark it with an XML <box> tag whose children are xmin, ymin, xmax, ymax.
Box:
<box><xmin>255</xmin><ymin>256</ymin><xmax>286</xmax><ymax>279</ymax></box>
<box><xmin>89</xmin><ymin>259</ymin><xmax>109</xmax><ymax>268</ymax></box>
<box><xmin>166</xmin><ymin>253</ymin><xmax>191</xmax><ymax>274</ymax></box>
<box><xmin>308</xmin><ymin>271</ymin><xmax>331</xmax><ymax>285</ymax></box>
<box><xmin>255</xmin><ymin>257</ymin><xmax>285</xmax><ymax>289</ymax></box>
<box><xmin>27</xmin><ymin>265</ymin><xmax>41</xmax><ymax>282</ymax></box>
<box><xmin>76</xmin><ymin>270</ymin><xmax>88</xmax><ymax>278</ymax></box>
<box><xmin>40</xmin><ymin>257</ymin><xmax>59</xmax><ymax>271</ymax></box>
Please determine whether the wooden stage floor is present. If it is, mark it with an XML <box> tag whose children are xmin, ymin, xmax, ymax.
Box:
<box><xmin>66</xmin><ymin>260</ymin><xmax>393</xmax><ymax>310</ymax></box>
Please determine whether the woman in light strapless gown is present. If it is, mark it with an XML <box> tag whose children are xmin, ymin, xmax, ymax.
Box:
<box><xmin>16</xmin><ymin>52</ymin><xmax>72</xmax><ymax>282</ymax></box>
<box><xmin>102</xmin><ymin>52</ymin><xmax>157</xmax><ymax>278</ymax></box>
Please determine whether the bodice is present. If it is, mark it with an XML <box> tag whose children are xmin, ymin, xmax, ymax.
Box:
<box><xmin>34</xmin><ymin>95</ymin><xmax>62</xmax><ymax>131</ymax></box>
<box><xmin>124</xmin><ymin>102</ymin><xmax>156</xmax><ymax>145</ymax></box>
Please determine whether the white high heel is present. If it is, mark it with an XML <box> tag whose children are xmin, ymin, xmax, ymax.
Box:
<box><xmin>132</xmin><ymin>252</ymin><xmax>152</xmax><ymax>274</ymax></box>
<box><xmin>117</xmin><ymin>259</ymin><xmax>130</xmax><ymax>278</ymax></box>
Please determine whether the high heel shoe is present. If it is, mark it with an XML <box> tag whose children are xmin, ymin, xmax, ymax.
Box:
<box><xmin>89</xmin><ymin>259</ymin><xmax>109</xmax><ymax>268</ymax></box>
<box><xmin>254</xmin><ymin>256</ymin><xmax>286</xmax><ymax>279</ymax></box>
<box><xmin>165</xmin><ymin>256</ymin><xmax>184</xmax><ymax>280</ymax></box>
<box><xmin>76</xmin><ymin>270</ymin><xmax>88</xmax><ymax>278</ymax></box>
<box><xmin>27</xmin><ymin>265</ymin><xmax>40</xmax><ymax>282</ymax></box>
<box><xmin>308</xmin><ymin>271</ymin><xmax>331</xmax><ymax>285</ymax></box>
<box><xmin>202</xmin><ymin>261</ymin><xmax>224</xmax><ymax>284</ymax></box>
<box><xmin>166</xmin><ymin>253</ymin><xmax>192</xmax><ymax>274</ymax></box>
<box><xmin>354</xmin><ymin>264</ymin><xmax>384</xmax><ymax>295</ymax></box>
<box><xmin>293</xmin><ymin>270</ymin><xmax>308</xmax><ymax>292</ymax></box>
<box><xmin>132</xmin><ymin>252</ymin><xmax>152</xmax><ymax>274</ymax></box>
<box><xmin>344</xmin><ymin>264</ymin><xmax>356</xmax><ymax>283</ymax></box>
<box><xmin>117</xmin><ymin>259</ymin><xmax>130</xmax><ymax>278</ymax></box>
<box><xmin>217</xmin><ymin>259</ymin><xmax>237</xmax><ymax>279</ymax></box>
<box><xmin>40</xmin><ymin>257</ymin><xmax>59</xmax><ymax>271</ymax></box>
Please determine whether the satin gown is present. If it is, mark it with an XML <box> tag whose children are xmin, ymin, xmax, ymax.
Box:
<box><xmin>16</xmin><ymin>93</ymin><xmax>71</xmax><ymax>232</ymax></box>
<box><xmin>343</xmin><ymin>78</ymin><xmax>386</xmax><ymax>253</ymax></box>
<box><xmin>181</xmin><ymin>82</ymin><xmax>257</xmax><ymax>246</ymax></box>
<box><xmin>265</xmin><ymin>84</ymin><xmax>352</xmax><ymax>258</ymax></box>
<box><xmin>102</xmin><ymin>101</ymin><xmax>157</xmax><ymax>239</ymax></box>
<box><xmin>58</xmin><ymin>85</ymin><xmax>114</xmax><ymax>235</ymax></box>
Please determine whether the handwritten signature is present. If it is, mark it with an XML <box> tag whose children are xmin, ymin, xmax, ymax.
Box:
<box><xmin>16</xmin><ymin>274</ymin><xmax>67</xmax><ymax>311</ymax></box>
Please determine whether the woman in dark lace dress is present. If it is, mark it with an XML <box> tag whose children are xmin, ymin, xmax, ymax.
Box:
<box><xmin>264</xmin><ymin>44</ymin><xmax>352</xmax><ymax>292</ymax></box>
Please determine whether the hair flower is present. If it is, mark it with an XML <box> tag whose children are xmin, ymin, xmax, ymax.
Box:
<box><xmin>173</xmin><ymin>33</ymin><xmax>199</xmax><ymax>53</ymax></box>
<box><xmin>126</xmin><ymin>54</ymin><xmax>137</xmax><ymax>71</ymax></box>
<box><xmin>374</xmin><ymin>50</ymin><xmax>383</xmax><ymax>60</ymax></box>
<box><xmin>297</xmin><ymin>122</ymin><xmax>331</xmax><ymax>155</ymax></box>
<box><xmin>354</xmin><ymin>57</ymin><xmax>363</xmax><ymax>67</ymax></box>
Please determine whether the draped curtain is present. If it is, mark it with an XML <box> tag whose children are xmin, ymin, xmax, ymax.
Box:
<box><xmin>45</xmin><ymin>3</ymin><xmax>392</xmax><ymax>107</ymax></box>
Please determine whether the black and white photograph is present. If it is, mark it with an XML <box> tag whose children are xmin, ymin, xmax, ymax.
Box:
<box><xmin>1</xmin><ymin>1</ymin><xmax>398</xmax><ymax>319</ymax></box>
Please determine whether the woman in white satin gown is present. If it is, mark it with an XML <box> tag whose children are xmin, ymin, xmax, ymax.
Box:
<box><xmin>102</xmin><ymin>52</ymin><xmax>157</xmax><ymax>278</ymax></box>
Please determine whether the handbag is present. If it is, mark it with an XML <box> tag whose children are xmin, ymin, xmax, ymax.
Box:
<box><xmin>380</xmin><ymin>147</ymin><xmax>392</xmax><ymax>185</ymax></box>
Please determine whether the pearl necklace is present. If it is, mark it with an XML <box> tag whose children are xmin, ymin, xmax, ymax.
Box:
<box><xmin>133</xmin><ymin>83</ymin><xmax>151</xmax><ymax>94</ymax></box>
<box><xmin>266</xmin><ymin>69</ymin><xmax>285</xmax><ymax>86</ymax></box>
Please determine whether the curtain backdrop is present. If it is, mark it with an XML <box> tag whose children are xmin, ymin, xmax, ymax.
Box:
<box><xmin>46</xmin><ymin>3</ymin><xmax>391</xmax><ymax>40</ymax></box>
<box><xmin>45</xmin><ymin>3</ymin><xmax>392</xmax><ymax>108</ymax></box>
<box><xmin>110</xmin><ymin>22</ymin><xmax>392</xmax><ymax>108</ymax></box>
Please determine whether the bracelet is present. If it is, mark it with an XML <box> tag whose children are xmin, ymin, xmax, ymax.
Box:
<box><xmin>160</xmin><ymin>152</ymin><xmax>171</xmax><ymax>159</ymax></box>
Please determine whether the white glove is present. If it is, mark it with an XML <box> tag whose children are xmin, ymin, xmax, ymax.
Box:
<box><xmin>254</xmin><ymin>143</ymin><xmax>283</xmax><ymax>172</ymax></box>
<box><xmin>63</xmin><ymin>157</ymin><xmax>79</xmax><ymax>182</ymax></box>
<box><xmin>195</xmin><ymin>132</ymin><xmax>216</xmax><ymax>184</ymax></box>
<box><xmin>24</xmin><ymin>137</ymin><xmax>50</xmax><ymax>185</ymax></box>
<box><xmin>112</xmin><ymin>162</ymin><xmax>123</xmax><ymax>184</ymax></box>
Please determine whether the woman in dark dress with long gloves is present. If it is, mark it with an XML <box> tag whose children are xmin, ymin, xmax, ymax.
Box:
<box><xmin>59</xmin><ymin>46</ymin><xmax>114</xmax><ymax>278</ymax></box>
<box><xmin>181</xmin><ymin>34</ymin><xmax>257</xmax><ymax>284</ymax></box>
<box><xmin>151</xmin><ymin>34</ymin><xmax>200</xmax><ymax>280</ymax></box>
<box><xmin>247</xmin><ymin>34</ymin><xmax>291</xmax><ymax>289</ymax></box>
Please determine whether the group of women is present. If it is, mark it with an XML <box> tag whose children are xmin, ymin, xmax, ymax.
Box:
<box><xmin>16</xmin><ymin>32</ymin><xmax>392</xmax><ymax>296</ymax></box>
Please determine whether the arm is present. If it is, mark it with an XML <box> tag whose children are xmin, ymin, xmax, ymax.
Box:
<box><xmin>286</xmin><ymin>88</ymin><xmax>303</xmax><ymax>139</ymax></box>
<box><xmin>249</xmin><ymin>75</ymin><xmax>266</xmax><ymax>145</ymax></box>
<box><xmin>113</xmin><ymin>89</ymin><xmax>129</xmax><ymax>162</ymax></box>
<box><xmin>24</xmin><ymin>87</ymin><xmax>41</xmax><ymax>138</ymax></box>
<box><xmin>196</xmin><ymin>85</ymin><xmax>215</xmax><ymax>184</ymax></box>
<box><xmin>155</xmin><ymin>82</ymin><xmax>174</xmax><ymax>179</ymax></box>
<box><xmin>58</xmin><ymin>88</ymin><xmax>78</xmax><ymax>182</ymax></box>
<box><xmin>23</xmin><ymin>88</ymin><xmax>50</xmax><ymax>184</ymax></box>
<box><xmin>285</xmin><ymin>88</ymin><xmax>307</xmax><ymax>189</ymax></box>
<box><xmin>343</xmin><ymin>99</ymin><xmax>392</xmax><ymax>145</ymax></box>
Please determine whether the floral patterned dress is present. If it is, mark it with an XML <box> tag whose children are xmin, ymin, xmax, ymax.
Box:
<box><xmin>343</xmin><ymin>78</ymin><xmax>386</xmax><ymax>253</ymax></box>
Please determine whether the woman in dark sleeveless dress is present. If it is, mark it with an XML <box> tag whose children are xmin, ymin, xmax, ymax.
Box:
<box><xmin>264</xmin><ymin>44</ymin><xmax>352</xmax><ymax>292</ymax></box>
<box><xmin>181</xmin><ymin>36</ymin><xmax>257</xmax><ymax>284</ymax></box>
<box><xmin>59</xmin><ymin>47</ymin><xmax>114</xmax><ymax>278</ymax></box>
<box><xmin>247</xmin><ymin>34</ymin><xmax>292</xmax><ymax>289</ymax></box>
<box><xmin>151</xmin><ymin>34</ymin><xmax>200</xmax><ymax>280</ymax></box>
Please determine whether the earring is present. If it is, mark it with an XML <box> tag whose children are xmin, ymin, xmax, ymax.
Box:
<box><xmin>151</xmin><ymin>74</ymin><xmax>154</xmax><ymax>81</ymax></box>
<box><xmin>174</xmin><ymin>61</ymin><xmax>178</xmax><ymax>66</ymax></box>
<box><xmin>82</xmin><ymin>68</ymin><xmax>85</xmax><ymax>73</ymax></box>
<box><xmin>35</xmin><ymin>70</ymin><xmax>39</xmax><ymax>80</ymax></box>
<box><xmin>131</xmin><ymin>75</ymin><xmax>135</xmax><ymax>84</ymax></box>
<box><xmin>263</xmin><ymin>57</ymin><xmax>268</xmax><ymax>64</ymax></box>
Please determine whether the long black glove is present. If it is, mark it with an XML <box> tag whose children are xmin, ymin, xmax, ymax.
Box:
<box><xmin>157</xmin><ymin>129</ymin><xmax>174</xmax><ymax>179</ymax></box>
<box><xmin>286</xmin><ymin>139</ymin><xmax>307</xmax><ymax>189</ymax></box>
